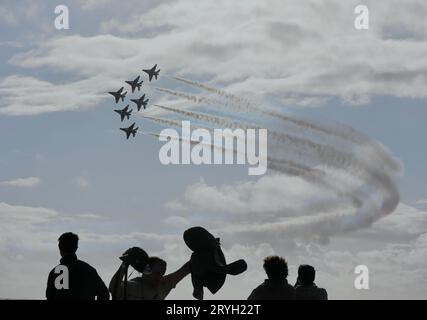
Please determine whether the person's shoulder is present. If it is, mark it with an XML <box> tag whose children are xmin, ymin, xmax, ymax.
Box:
<box><xmin>251</xmin><ymin>282</ymin><xmax>268</xmax><ymax>293</ymax></box>
<box><xmin>247</xmin><ymin>285</ymin><xmax>262</xmax><ymax>300</ymax></box>
<box><xmin>47</xmin><ymin>268</ymin><xmax>55</xmax><ymax>282</ymax></box>
<box><xmin>48</xmin><ymin>263</ymin><xmax>61</xmax><ymax>276</ymax></box>
<box><xmin>285</xmin><ymin>282</ymin><xmax>296</xmax><ymax>291</ymax></box>
<box><xmin>318</xmin><ymin>287</ymin><xmax>328</xmax><ymax>299</ymax></box>
<box><xmin>248</xmin><ymin>282</ymin><xmax>270</xmax><ymax>300</ymax></box>
<box><xmin>75</xmin><ymin>259</ymin><xmax>98</xmax><ymax>273</ymax></box>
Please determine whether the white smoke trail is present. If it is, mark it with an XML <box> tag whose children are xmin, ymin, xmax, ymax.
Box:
<box><xmin>144</xmin><ymin>109</ymin><xmax>366</xmax><ymax>207</ymax></box>
<box><xmin>172</xmin><ymin>76</ymin><xmax>400</xmax><ymax>173</ymax></box>
<box><xmin>144</xmin><ymin>77</ymin><xmax>401</xmax><ymax>241</ymax></box>
<box><xmin>154</xmin><ymin>103</ymin><xmax>381</xmax><ymax>183</ymax></box>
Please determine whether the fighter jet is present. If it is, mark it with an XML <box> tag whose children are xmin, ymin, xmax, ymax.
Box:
<box><xmin>114</xmin><ymin>105</ymin><xmax>132</xmax><ymax>122</ymax></box>
<box><xmin>125</xmin><ymin>76</ymin><xmax>143</xmax><ymax>93</ymax></box>
<box><xmin>131</xmin><ymin>94</ymin><xmax>149</xmax><ymax>111</ymax></box>
<box><xmin>120</xmin><ymin>122</ymin><xmax>138</xmax><ymax>140</ymax></box>
<box><xmin>109</xmin><ymin>87</ymin><xmax>127</xmax><ymax>103</ymax></box>
<box><xmin>142</xmin><ymin>64</ymin><xmax>160</xmax><ymax>82</ymax></box>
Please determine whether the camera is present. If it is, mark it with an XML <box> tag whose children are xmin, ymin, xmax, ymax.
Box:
<box><xmin>119</xmin><ymin>247</ymin><xmax>150</xmax><ymax>273</ymax></box>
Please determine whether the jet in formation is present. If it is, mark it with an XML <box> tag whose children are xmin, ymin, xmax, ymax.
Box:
<box><xmin>114</xmin><ymin>105</ymin><xmax>132</xmax><ymax>122</ymax></box>
<box><xmin>142</xmin><ymin>64</ymin><xmax>160</xmax><ymax>82</ymax></box>
<box><xmin>120</xmin><ymin>122</ymin><xmax>138</xmax><ymax>140</ymax></box>
<box><xmin>125</xmin><ymin>76</ymin><xmax>143</xmax><ymax>93</ymax></box>
<box><xmin>109</xmin><ymin>87</ymin><xmax>127</xmax><ymax>103</ymax></box>
<box><xmin>131</xmin><ymin>94</ymin><xmax>149</xmax><ymax>111</ymax></box>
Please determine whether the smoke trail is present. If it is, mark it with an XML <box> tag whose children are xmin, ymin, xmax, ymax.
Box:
<box><xmin>155</xmin><ymin>87</ymin><xmax>224</xmax><ymax>106</ymax></box>
<box><xmin>154</xmin><ymin>103</ymin><xmax>399</xmax><ymax>228</ymax></box>
<box><xmin>148</xmin><ymin>75</ymin><xmax>401</xmax><ymax>239</ymax></box>
<box><xmin>147</xmin><ymin>108</ymin><xmax>366</xmax><ymax>206</ymax></box>
<box><xmin>172</xmin><ymin>76</ymin><xmax>400</xmax><ymax>172</ymax></box>
<box><xmin>141</xmin><ymin>115</ymin><xmax>183</xmax><ymax>128</ymax></box>
<box><xmin>154</xmin><ymin>104</ymin><xmax>367</xmax><ymax>178</ymax></box>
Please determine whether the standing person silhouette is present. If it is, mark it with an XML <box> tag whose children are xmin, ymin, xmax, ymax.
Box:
<box><xmin>46</xmin><ymin>232</ymin><xmax>109</xmax><ymax>300</ymax></box>
<box><xmin>295</xmin><ymin>265</ymin><xmax>328</xmax><ymax>300</ymax></box>
<box><xmin>248</xmin><ymin>256</ymin><xmax>295</xmax><ymax>300</ymax></box>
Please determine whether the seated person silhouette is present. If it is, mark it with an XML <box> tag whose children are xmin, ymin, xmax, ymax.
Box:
<box><xmin>109</xmin><ymin>247</ymin><xmax>190</xmax><ymax>300</ymax></box>
<box><xmin>294</xmin><ymin>265</ymin><xmax>328</xmax><ymax>300</ymax></box>
<box><xmin>46</xmin><ymin>232</ymin><xmax>109</xmax><ymax>300</ymax></box>
<box><xmin>247</xmin><ymin>256</ymin><xmax>295</xmax><ymax>300</ymax></box>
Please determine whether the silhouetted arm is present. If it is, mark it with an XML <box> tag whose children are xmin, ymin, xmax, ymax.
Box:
<box><xmin>156</xmin><ymin>261</ymin><xmax>190</xmax><ymax>299</ymax></box>
<box><xmin>46</xmin><ymin>269</ymin><xmax>55</xmax><ymax>300</ymax></box>
<box><xmin>109</xmin><ymin>262</ymin><xmax>127</xmax><ymax>300</ymax></box>
<box><xmin>162</xmin><ymin>261</ymin><xmax>190</xmax><ymax>289</ymax></box>
<box><xmin>247</xmin><ymin>289</ymin><xmax>257</xmax><ymax>300</ymax></box>
<box><xmin>93</xmin><ymin>270</ymin><xmax>110</xmax><ymax>300</ymax></box>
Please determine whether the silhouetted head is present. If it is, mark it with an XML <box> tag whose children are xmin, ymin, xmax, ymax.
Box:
<box><xmin>263</xmin><ymin>256</ymin><xmax>288</xmax><ymax>280</ymax></box>
<box><xmin>58</xmin><ymin>232</ymin><xmax>79</xmax><ymax>257</ymax></box>
<box><xmin>145</xmin><ymin>257</ymin><xmax>167</xmax><ymax>285</ymax></box>
<box><xmin>297</xmin><ymin>265</ymin><xmax>316</xmax><ymax>285</ymax></box>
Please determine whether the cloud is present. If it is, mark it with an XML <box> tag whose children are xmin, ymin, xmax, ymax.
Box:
<box><xmin>77</xmin><ymin>213</ymin><xmax>102</xmax><ymax>219</ymax></box>
<box><xmin>163</xmin><ymin>215</ymin><xmax>190</xmax><ymax>228</ymax></box>
<box><xmin>416</xmin><ymin>199</ymin><xmax>427</xmax><ymax>206</ymax></box>
<box><xmin>78</xmin><ymin>0</ymin><xmax>115</xmax><ymax>11</ymax></box>
<box><xmin>3</xmin><ymin>0</ymin><xmax>427</xmax><ymax>115</ymax></box>
<box><xmin>0</xmin><ymin>202</ymin><xmax>59</xmax><ymax>226</ymax></box>
<box><xmin>176</xmin><ymin>175</ymin><xmax>331</xmax><ymax>217</ymax></box>
<box><xmin>0</xmin><ymin>176</ymin><xmax>41</xmax><ymax>188</ymax></box>
<box><xmin>0</xmin><ymin>75</ymin><xmax>103</xmax><ymax>116</ymax></box>
<box><xmin>0</xmin><ymin>0</ymin><xmax>45</xmax><ymax>27</ymax></box>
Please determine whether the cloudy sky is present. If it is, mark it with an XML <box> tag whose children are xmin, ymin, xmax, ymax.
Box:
<box><xmin>1</xmin><ymin>0</ymin><xmax>427</xmax><ymax>299</ymax></box>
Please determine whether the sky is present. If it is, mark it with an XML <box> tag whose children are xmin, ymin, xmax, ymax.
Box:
<box><xmin>0</xmin><ymin>0</ymin><xmax>427</xmax><ymax>299</ymax></box>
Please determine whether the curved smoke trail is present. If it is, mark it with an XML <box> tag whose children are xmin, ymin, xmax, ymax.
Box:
<box><xmin>148</xmin><ymin>78</ymin><xmax>401</xmax><ymax>240</ymax></box>
<box><xmin>171</xmin><ymin>76</ymin><xmax>400</xmax><ymax>173</ymax></box>
<box><xmin>142</xmin><ymin>110</ymin><xmax>366</xmax><ymax>209</ymax></box>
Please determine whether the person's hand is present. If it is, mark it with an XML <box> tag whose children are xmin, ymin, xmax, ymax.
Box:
<box><xmin>193</xmin><ymin>286</ymin><xmax>204</xmax><ymax>300</ymax></box>
<box><xmin>120</xmin><ymin>261</ymin><xmax>129</xmax><ymax>270</ymax></box>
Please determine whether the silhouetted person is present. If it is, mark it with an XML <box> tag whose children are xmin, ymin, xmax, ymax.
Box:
<box><xmin>295</xmin><ymin>265</ymin><xmax>328</xmax><ymax>300</ymax></box>
<box><xmin>46</xmin><ymin>232</ymin><xmax>109</xmax><ymax>300</ymax></box>
<box><xmin>109</xmin><ymin>256</ymin><xmax>190</xmax><ymax>300</ymax></box>
<box><xmin>183</xmin><ymin>226</ymin><xmax>247</xmax><ymax>300</ymax></box>
<box><xmin>247</xmin><ymin>256</ymin><xmax>295</xmax><ymax>300</ymax></box>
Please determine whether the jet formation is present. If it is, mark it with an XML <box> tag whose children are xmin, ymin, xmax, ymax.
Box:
<box><xmin>125</xmin><ymin>76</ymin><xmax>143</xmax><ymax>93</ymax></box>
<box><xmin>131</xmin><ymin>94</ymin><xmax>149</xmax><ymax>112</ymax></box>
<box><xmin>142</xmin><ymin>64</ymin><xmax>160</xmax><ymax>82</ymax></box>
<box><xmin>120</xmin><ymin>122</ymin><xmax>138</xmax><ymax>140</ymax></box>
<box><xmin>108</xmin><ymin>87</ymin><xmax>127</xmax><ymax>103</ymax></box>
<box><xmin>114</xmin><ymin>105</ymin><xmax>132</xmax><ymax>122</ymax></box>
<box><xmin>108</xmin><ymin>65</ymin><xmax>160</xmax><ymax>140</ymax></box>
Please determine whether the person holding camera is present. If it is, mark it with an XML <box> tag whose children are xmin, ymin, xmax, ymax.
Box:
<box><xmin>109</xmin><ymin>247</ymin><xmax>190</xmax><ymax>300</ymax></box>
